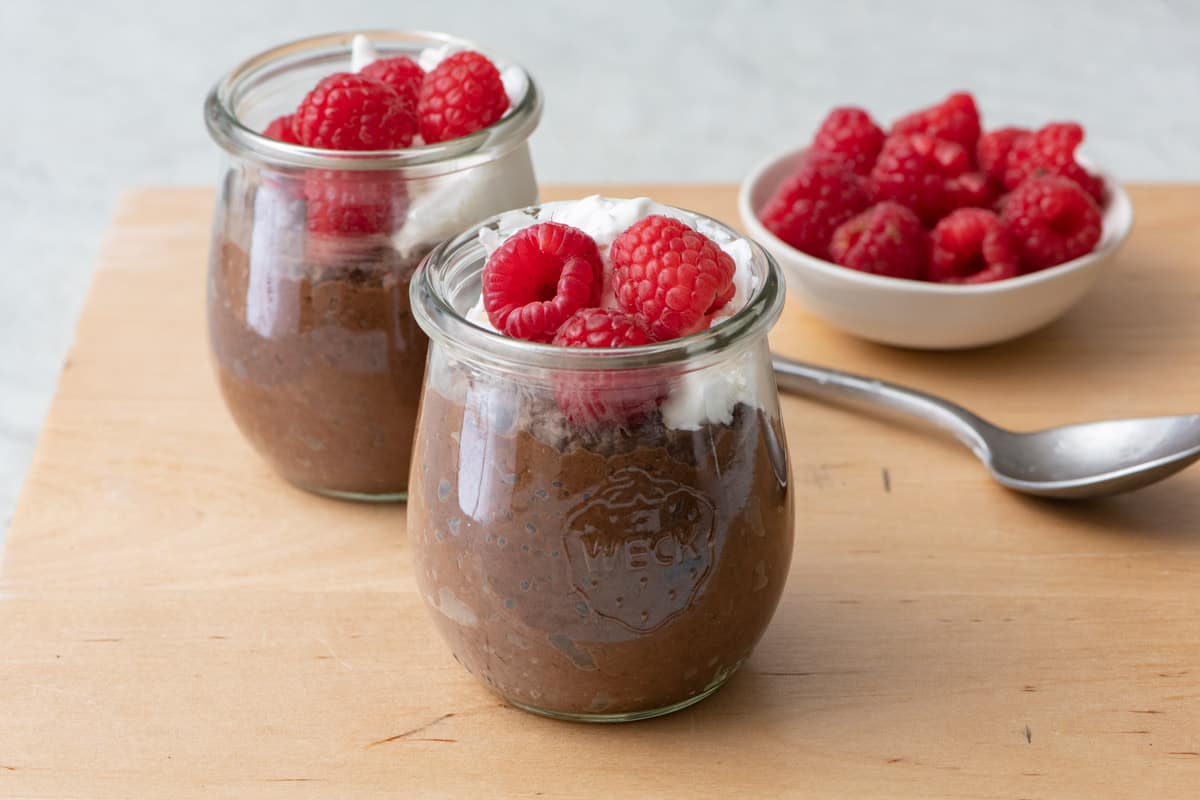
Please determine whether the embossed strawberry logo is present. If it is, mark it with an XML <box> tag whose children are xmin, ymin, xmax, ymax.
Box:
<box><xmin>565</xmin><ymin>467</ymin><xmax>716</xmax><ymax>631</ymax></box>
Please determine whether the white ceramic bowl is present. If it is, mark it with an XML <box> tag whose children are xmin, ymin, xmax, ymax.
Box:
<box><xmin>738</xmin><ymin>146</ymin><xmax>1133</xmax><ymax>349</ymax></box>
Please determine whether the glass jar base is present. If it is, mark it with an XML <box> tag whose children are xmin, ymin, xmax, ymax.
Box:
<box><xmin>503</xmin><ymin>668</ymin><xmax>738</xmax><ymax>723</ymax></box>
<box><xmin>300</xmin><ymin>485</ymin><xmax>408</xmax><ymax>504</ymax></box>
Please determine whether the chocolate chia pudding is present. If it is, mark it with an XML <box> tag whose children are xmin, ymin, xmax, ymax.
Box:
<box><xmin>203</xmin><ymin>30</ymin><xmax>543</xmax><ymax>499</ymax></box>
<box><xmin>408</xmin><ymin>389</ymin><xmax>793</xmax><ymax>718</ymax></box>
<box><xmin>407</xmin><ymin>195</ymin><xmax>792</xmax><ymax>720</ymax></box>
<box><xmin>208</xmin><ymin>228</ymin><xmax>429</xmax><ymax>498</ymax></box>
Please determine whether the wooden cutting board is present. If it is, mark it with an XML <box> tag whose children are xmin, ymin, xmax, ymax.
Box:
<box><xmin>2</xmin><ymin>185</ymin><xmax>1199</xmax><ymax>799</ymax></box>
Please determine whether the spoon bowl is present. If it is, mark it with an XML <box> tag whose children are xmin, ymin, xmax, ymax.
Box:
<box><xmin>772</xmin><ymin>356</ymin><xmax>1200</xmax><ymax>499</ymax></box>
<box><xmin>984</xmin><ymin>416</ymin><xmax>1200</xmax><ymax>498</ymax></box>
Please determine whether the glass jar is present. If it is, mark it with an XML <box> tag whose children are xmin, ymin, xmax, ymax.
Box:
<box><xmin>203</xmin><ymin>31</ymin><xmax>541</xmax><ymax>501</ymax></box>
<box><xmin>408</xmin><ymin>203</ymin><xmax>795</xmax><ymax>722</ymax></box>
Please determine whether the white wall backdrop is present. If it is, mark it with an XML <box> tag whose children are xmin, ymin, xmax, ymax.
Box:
<box><xmin>2</xmin><ymin>0</ymin><xmax>1198</xmax><ymax>535</ymax></box>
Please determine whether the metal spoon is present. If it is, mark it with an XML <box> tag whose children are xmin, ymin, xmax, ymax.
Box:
<box><xmin>772</xmin><ymin>356</ymin><xmax>1200</xmax><ymax>499</ymax></box>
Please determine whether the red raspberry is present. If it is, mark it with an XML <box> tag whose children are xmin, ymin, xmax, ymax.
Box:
<box><xmin>946</xmin><ymin>171</ymin><xmax>996</xmax><ymax>210</ymax></box>
<box><xmin>892</xmin><ymin>92</ymin><xmax>982</xmax><ymax>152</ymax></box>
<box><xmin>1000</xmin><ymin>175</ymin><xmax>1103</xmax><ymax>271</ymax></box>
<box><xmin>293</xmin><ymin>73</ymin><xmax>417</xmax><ymax>150</ymax></box>
<box><xmin>551</xmin><ymin>309</ymin><xmax>658</xmax><ymax>426</ymax></box>
<box><xmin>977</xmin><ymin>127</ymin><xmax>1029</xmax><ymax>185</ymax></box>
<box><xmin>870</xmin><ymin>133</ymin><xmax>972</xmax><ymax>224</ymax></box>
<box><xmin>758</xmin><ymin>156</ymin><xmax>871</xmax><ymax>260</ymax></box>
<box><xmin>1002</xmin><ymin>122</ymin><xmax>1105</xmax><ymax>204</ymax></box>
<box><xmin>811</xmin><ymin>107</ymin><xmax>886</xmax><ymax>175</ymax></box>
<box><xmin>482</xmin><ymin>223</ymin><xmax>603</xmax><ymax>342</ymax></box>
<box><xmin>928</xmin><ymin>208</ymin><xmax>1020</xmax><ymax>284</ymax></box>
<box><xmin>829</xmin><ymin>202</ymin><xmax>928</xmax><ymax>280</ymax></box>
<box><xmin>263</xmin><ymin>114</ymin><xmax>299</xmax><ymax>144</ymax></box>
<box><xmin>710</xmin><ymin>279</ymin><xmax>736</xmax><ymax>316</ymax></box>
<box><xmin>552</xmin><ymin>308</ymin><xmax>654</xmax><ymax>348</ymax></box>
<box><xmin>360</xmin><ymin>56</ymin><xmax>424</xmax><ymax>106</ymax></box>
<box><xmin>610</xmin><ymin>215</ymin><xmax>736</xmax><ymax>340</ymax></box>
<box><xmin>418</xmin><ymin>51</ymin><xmax>510</xmax><ymax>144</ymax></box>
<box><xmin>303</xmin><ymin>171</ymin><xmax>402</xmax><ymax>236</ymax></box>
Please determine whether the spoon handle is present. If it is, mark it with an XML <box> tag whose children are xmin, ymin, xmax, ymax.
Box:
<box><xmin>771</xmin><ymin>355</ymin><xmax>996</xmax><ymax>460</ymax></box>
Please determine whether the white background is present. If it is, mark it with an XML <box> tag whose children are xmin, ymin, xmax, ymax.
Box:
<box><xmin>2</xmin><ymin>0</ymin><xmax>1198</xmax><ymax>538</ymax></box>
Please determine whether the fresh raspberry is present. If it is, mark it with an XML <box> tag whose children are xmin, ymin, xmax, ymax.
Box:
<box><xmin>552</xmin><ymin>308</ymin><xmax>654</xmax><ymax>348</ymax></box>
<box><xmin>710</xmin><ymin>279</ymin><xmax>736</xmax><ymax>316</ymax></box>
<box><xmin>870</xmin><ymin>133</ymin><xmax>972</xmax><ymax>223</ymax></box>
<box><xmin>977</xmin><ymin>127</ymin><xmax>1029</xmax><ymax>185</ymax></box>
<box><xmin>551</xmin><ymin>309</ymin><xmax>658</xmax><ymax>426</ymax></box>
<box><xmin>360</xmin><ymin>56</ymin><xmax>425</xmax><ymax>106</ymax></box>
<box><xmin>1000</xmin><ymin>175</ymin><xmax>1103</xmax><ymax>271</ymax></box>
<box><xmin>418</xmin><ymin>51</ymin><xmax>510</xmax><ymax>144</ymax></box>
<box><xmin>811</xmin><ymin>107</ymin><xmax>886</xmax><ymax>175</ymax></box>
<box><xmin>829</xmin><ymin>202</ymin><xmax>928</xmax><ymax>280</ymax></box>
<box><xmin>928</xmin><ymin>208</ymin><xmax>1020</xmax><ymax>284</ymax></box>
<box><xmin>892</xmin><ymin>92</ymin><xmax>982</xmax><ymax>152</ymax></box>
<box><xmin>1002</xmin><ymin>122</ymin><xmax>1105</xmax><ymax>204</ymax></box>
<box><xmin>263</xmin><ymin>114</ymin><xmax>300</xmax><ymax>144</ymax></box>
<box><xmin>610</xmin><ymin>215</ymin><xmax>736</xmax><ymax>340</ymax></box>
<box><xmin>482</xmin><ymin>223</ymin><xmax>603</xmax><ymax>342</ymax></box>
<box><xmin>758</xmin><ymin>156</ymin><xmax>871</xmax><ymax>260</ymax></box>
<box><xmin>293</xmin><ymin>73</ymin><xmax>417</xmax><ymax>150</ymax></box>
<box><xmin>303</xmin><ymin>171</ymin><xmax>402</xmax><ymax>236</ymax></box>
<box><xmin>946</xmin><ymin>171</ymin><xmax>996</xmax><ymax>210</ymax></box>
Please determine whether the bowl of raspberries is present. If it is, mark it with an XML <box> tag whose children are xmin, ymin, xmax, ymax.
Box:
<box><xmin>738</xmin><ymin>92</ymin><xmax>1133</xmax><ymax>349</ymax></box>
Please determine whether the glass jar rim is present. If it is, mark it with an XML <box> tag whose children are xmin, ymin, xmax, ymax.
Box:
<box><xmin>204</xmin><ymin>29</ymin><xmax>542</xmax><ymax>173</ymax></box>
<box><xmin>411</xmin><ymin>200</ymin><xmax>787</xmax><ymax>373</ymax></box>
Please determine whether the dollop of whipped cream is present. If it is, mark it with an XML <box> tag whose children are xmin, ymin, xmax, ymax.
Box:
<box><xmin>350</xmin><ymin>34</ymin><xmax>380</xmax><ymax>72</ymax></box>
<box><xmin>466</xmin><ymin>196</ymin><xmax>770</xmax><ymax>430</ymax></box>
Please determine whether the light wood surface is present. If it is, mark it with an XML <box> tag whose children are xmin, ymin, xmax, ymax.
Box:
<box><xmin>2</xmin><ymin>185</ymin><xmax>1199</xmax><ymax>798</ymax></box>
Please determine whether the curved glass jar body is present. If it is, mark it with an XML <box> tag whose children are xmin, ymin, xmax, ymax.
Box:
<box><xmin>408</xmin><ymin>205</ymin><xmax>795</xmax><ymax>721</ymax></box>
<box><xmin>203</xmin><ymin>31</ymin><xmax>541</xmax><ymax>501</ymax></box>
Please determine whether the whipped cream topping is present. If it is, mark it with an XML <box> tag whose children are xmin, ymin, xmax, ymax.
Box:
<box><xmin>350</xmin><ymin>34</ymin><xmax>379</xmax><ymax>73</ymax></box>
<box><xmin>393</xmin><ymin>146</ymin><xmax>538</xmax><ymax>260</ymax></box>
<box><xmin>465</xmin><ymin>196</ymin><xmax>770</xmax><ymax>430</ymax></box>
